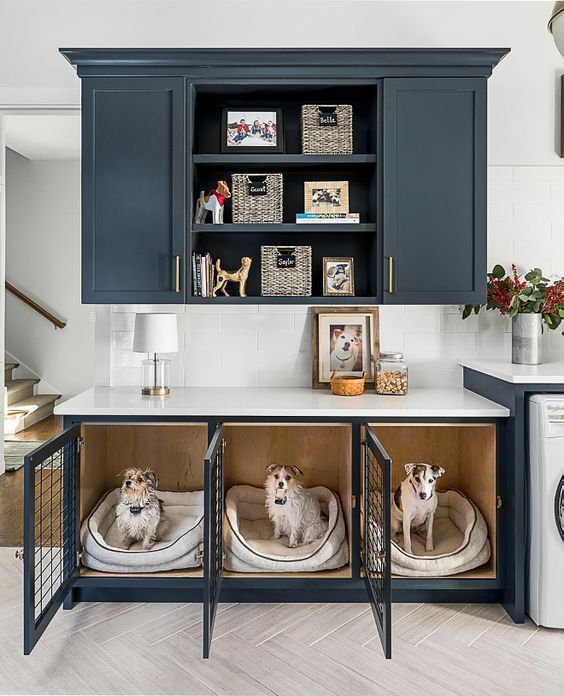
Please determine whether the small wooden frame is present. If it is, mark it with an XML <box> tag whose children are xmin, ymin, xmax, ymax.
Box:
<box><xmin>323</xmin><ymin>256</ymin><xmax>355</xmax><ymax>296</ymax></box>
<box><xmin>304</xmin><ymin>180</ymin><xmax>349</xmax><ymax>214</ymax></box>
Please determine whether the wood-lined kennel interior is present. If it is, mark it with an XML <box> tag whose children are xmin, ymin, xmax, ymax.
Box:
<box><xmin>366</xmin><ymin>423</ymin><xmax>497</xmax><ymax>579</ymax></box>
<box><xmin>79</xmin><ymin>423</ymin><xmax>207</xmax><ymax>577</ymax></box>
<box><xmin>222</xmin><ymin>423</ymin><xmax>353</xmax><ymax>578</ymax></box>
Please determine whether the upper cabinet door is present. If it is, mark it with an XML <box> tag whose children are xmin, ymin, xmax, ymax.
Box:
<box><xmin>383</xmin><ymin>78</ymin><xmax>486</xmax><ymax>305</ymax></box>
<box><xmin>82</xmin><ymin>77</ymin><xmax>186</xmax><ymax>304</ymax></box>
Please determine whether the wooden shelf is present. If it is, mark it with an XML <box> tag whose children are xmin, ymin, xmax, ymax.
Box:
<box><xmin>192</xmin><ymin>223</ymin><xmax>376</xmax><ymax>234</ymax></box>
<box><xmin>193</xmin><ymin>154</ymin><xmax>377</xmax><ymax>166</ymax></box>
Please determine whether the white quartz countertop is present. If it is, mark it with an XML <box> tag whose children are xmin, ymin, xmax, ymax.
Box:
<box><xmin>54</xmin><ymin>387</ymin><xmax>509</xmax><ymax>418</ymax></box>
<box><xmin>460</xmin><ymin>359</ymin><xmax>564</xmax><ymax>384</ymax></box>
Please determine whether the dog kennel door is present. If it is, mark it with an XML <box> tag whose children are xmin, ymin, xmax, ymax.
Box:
<box><xmin>362</xmin><ymin>424</ymin><xmax>392</xmax><ymax>659</ymax></box>
<box><xmin>203</xmin><ymin>423</ymin><xmax>225</xmax><ymax>658</ymax></box>
<box><xmin>23</xmin><ymin>424</ymin><xmax>82</xmax><ymax>654</ymax></box>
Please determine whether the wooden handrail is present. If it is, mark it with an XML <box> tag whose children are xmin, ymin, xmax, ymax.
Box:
<box><xmin>5</xmin><ymin>282</ymin><xmax>67</xmax><ymax>330</ymax></box>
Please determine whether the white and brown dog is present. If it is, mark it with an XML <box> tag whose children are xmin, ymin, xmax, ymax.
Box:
<box><xmin>392</xmin><ymin>463</ymin><xmax>445</xmax><ymax>554</ymax></box>
<box><xmin>194</xmin><ymin>179</ymin><xmax>231</xmax><ymax>224</ymax></box>
<box><xmin>264</xmin><ymin>464</ymin><xmax>328</xmax><ymax>548</ymax></box>
<box><xmin>116</xmin><ymin>468</ymin><xmax>166</xmax><ymax>550</ymax></box>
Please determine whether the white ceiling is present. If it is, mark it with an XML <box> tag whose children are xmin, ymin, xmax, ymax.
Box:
<box><xmin>5</xmin><ymin>114</ymin><xmax>80</xmax><ymax>160</ymax></box>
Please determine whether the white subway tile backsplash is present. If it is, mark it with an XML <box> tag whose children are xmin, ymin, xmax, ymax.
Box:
<box><xmin>102</xmin><ymin>165</ymin><xmax>564</xmax><ymax>391</ymax></box>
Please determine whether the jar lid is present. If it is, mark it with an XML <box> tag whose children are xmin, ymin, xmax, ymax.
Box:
<box><xmin>380</xmin><ymin>351</ymin><xmax>404</xmax><ymax>360</ymax></box>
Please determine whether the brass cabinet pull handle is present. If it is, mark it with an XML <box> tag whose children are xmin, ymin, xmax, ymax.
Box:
<box><xmin>388</xmin><ymin>256</ymin><xmax>394</xmax><ymax>294</ymax></box>
<box><xmin>175</xmin><ymin>256</ymin><xmax>181</xmax><ymax>293</ymax></box>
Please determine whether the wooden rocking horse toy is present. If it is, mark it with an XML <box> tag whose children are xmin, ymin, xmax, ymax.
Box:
<box><xmin>194</xmin><ymin>180</ymin><xmax>231</xmax><ymax>224</ymax></box>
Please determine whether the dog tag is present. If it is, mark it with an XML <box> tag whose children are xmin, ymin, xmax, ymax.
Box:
<box><xmin>318</xmin><ymin>108</ymin><xmax>338</xmax><ymax>127</ymax></box>
<box><xmin>248</xmin><ymin>181</ymin><xmax>267</xmax><ymax>196</ymax></box>
<box><xmin>276</xmin><ymin>249</ymin><xmax>296</xmax><ymax>269</ymax></box>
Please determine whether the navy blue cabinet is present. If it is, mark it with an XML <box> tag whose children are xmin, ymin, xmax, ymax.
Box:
<box><xmin>81</xmin><ymin>77</ymin><xmax>186</xmax><ymax>303</ymax></box>
<box><xmin>383</xmin><ymin>78</ymin><xmax>487</xmax><ymax>305</ymax></box>
<box><xmin>63</xmin><ymin>50</ymin><xmax>507</xmax><ymax>305</ymax></box>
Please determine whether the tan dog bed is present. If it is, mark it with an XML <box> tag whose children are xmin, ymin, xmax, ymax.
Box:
<box><xmin>391</xmin><ymin>489</ymin><xmax>491</xmax><ymax>576</ymax></box>
<box><xmin>224</xmin><ymin>484</ymin><xmax>349</xmax><ymax>572</ymax></box>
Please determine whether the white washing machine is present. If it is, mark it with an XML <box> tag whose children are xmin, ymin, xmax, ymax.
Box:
<box><xmin>528</xmin><ymin>394</ymin><xmax>564</xmax><ymax>628</ymax></box>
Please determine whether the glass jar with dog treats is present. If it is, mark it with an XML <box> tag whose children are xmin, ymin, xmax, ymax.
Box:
<box><xmin>375</xmin><ymin>352</ymin><xmax>408</xmax><ymax>395</ymax></box>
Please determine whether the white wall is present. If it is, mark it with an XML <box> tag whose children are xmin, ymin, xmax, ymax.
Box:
<box><xmin>5</xmin><ymin>149</ymin><xmax>94</xmax><ymax>397</ymax></box>
<box><xmin>1</xmin><ymin>1</ymin><xmax>564</xmax><ymax>392</ymax></box>
<box><xmin>0</xmin><ymin>0</ymin><xmax>562</xmax><ymax>165</ymax></box>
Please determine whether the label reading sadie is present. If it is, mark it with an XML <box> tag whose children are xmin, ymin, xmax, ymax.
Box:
<box><xmin>248</xmin><ymin>181</ymin><xmax>267</xmax><ymax>196</ymax></box>
<box><xmin>276</xmin><ymin>253</ymin><xmax>296</xmax><ymax>269</ymax></box>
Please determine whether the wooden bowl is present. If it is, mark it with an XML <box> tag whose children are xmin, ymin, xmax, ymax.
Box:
<box><xmin>330</xmin><ymin>371</ymin><xmax>366</xmax><ymax>396</ymax></box>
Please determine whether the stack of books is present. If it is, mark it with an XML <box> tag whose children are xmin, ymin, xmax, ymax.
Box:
<box><xmin>295</xmin><ymin>213</ymin><xmax>360</xmax><ymax>224</ymax></box>
<box><xmin>192</xmin><ymin>253</ymin><xmax>215</xmax><ymax>297</ymax></box>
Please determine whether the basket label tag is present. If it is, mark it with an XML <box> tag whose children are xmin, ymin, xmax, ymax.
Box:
<box><xmin>276</xmin><ymin>251</ymin><xmax>296</xmax><ymax>268</ymax></box>
<box><xmin>319</xmin><ymin>112</ymin><xmax>338</xmax><ymax>126</ymax></box>
<box><xmin>248</xmin><ymin>181</ymin><xmax>267</xmax><ymax>196</ymax></box>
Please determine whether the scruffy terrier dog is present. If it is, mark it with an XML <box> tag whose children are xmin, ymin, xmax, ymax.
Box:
<box><xmin>116</xmin><ymin>468</ymin><xmax>166</xmax><ymax>550</ymax></box>
<box><xmin>264</xmin><ymin>464</ymin><xmax>328</xmax><ymax>548</ymax></box>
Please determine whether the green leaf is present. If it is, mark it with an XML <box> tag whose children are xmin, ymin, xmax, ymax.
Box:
<box><xmin>462</xmin><ymin>305</ymin><xmax>472</xmax><ymax>320</ymax></box>
<box><xmin>491</xmin><ymin>264</ymin><xmax>505</xmax><ymax>279</ymax></box>
<box><xmin>473</xmin><ymin>305</ymin><xmax>480</xmax><ymax>315</ymax></box>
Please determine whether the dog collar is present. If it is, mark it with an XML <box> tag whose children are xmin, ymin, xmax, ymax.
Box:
<box><xmin>128</xmin><ymin>504</ymin><xmax>144</xmax><ymax>514</ymax></box>
<box><xmin>274</xmin><ymin>497</ymin><xmax>287</xmax><ymax>505</ymax></box>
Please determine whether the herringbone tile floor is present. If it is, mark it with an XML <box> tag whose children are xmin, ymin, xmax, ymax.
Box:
<box><xmin>1</xmin><ymin>548</ymin><xmax>563</xmax><ymax>695</ymax></box>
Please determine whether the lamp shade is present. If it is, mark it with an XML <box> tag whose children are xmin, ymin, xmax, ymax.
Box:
<box><xmin>549</xmin><ymin>2</ymin><xmax>564</xmax><ymax>57</ymax></box>
<box><xmin>133</xmin><ymin>313</ymin><xmax>178</xmax><ymax>354</ymax></box>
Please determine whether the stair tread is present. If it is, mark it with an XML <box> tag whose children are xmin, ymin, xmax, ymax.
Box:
<box><xmin>4</xmin><ymin>362</ymin><xmax>19</xmax><ymax>370</ymax></box>
<box><xmin>6</xmin><ymin>394</ymin><xmax>61</xmax><ymax>414</ymax></box>
<box><xmin>6</xmin><ymin>378</ymin><xmax>40</xmax><ymax>391</ymax></box>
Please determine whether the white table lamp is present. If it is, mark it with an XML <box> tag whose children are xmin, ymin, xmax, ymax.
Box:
<box><xmin>133</xmin><ymin>313</ymin><xmax>179</xmax><ymax>396</ymax></box>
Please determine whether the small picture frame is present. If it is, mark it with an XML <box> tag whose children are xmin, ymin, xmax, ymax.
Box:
<box><xmin>311</xmin><ymin>307</ymin><xmax>380</xmax><ymax>388</ymax></box>
<box><xmin>323</xmin><ymin>257</ymin><xmax>355</xmax><ymax>296</ymax></box>
<box><xmin>221</xmin><ymin>108</ymin><xmax>284</xmax><ymax>154</ymax></box>
<box><xmin>304</xmin><ymin>180</ymin><xmax>349</xmax><ymax>214</ymax></box>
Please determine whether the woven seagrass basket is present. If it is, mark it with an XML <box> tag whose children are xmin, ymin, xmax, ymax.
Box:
<box><xmin>330</xmin><ymin>371</ymin><xmax>366</xmax><ymax>396</ymax></box>
<box><xmin>232</xmin><ymin>173</ymin><xmax>283</xmax><ymax>224</ymax></box>
<box><xmin>261</xmin><ymin>245</ymin><xmax>312</xmax><ymax>297</ymax></box>
<box><xmin>301</xmin><ymin>105</ymin><xmax>353</xmax><ymax>155</ymax></box>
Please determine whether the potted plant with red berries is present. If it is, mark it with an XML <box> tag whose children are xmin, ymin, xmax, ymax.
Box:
<box><xmin>463</xmin><ymin>265</ymin><xmax>564</xmax><ymax>365</ymax></box>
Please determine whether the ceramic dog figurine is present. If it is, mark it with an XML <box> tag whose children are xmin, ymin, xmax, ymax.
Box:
<box><xmin>212</xmin><ymin>256</ymin><xmax>252</xmax><ymax>297</ymax></box>
<box><xmin>264</xmin><ymin>464</ymin><xmax>328</xmax><ymax>548</ymax></box>
<box><xmin>115</xmin><ymin>468</ymin><xmax>166</xmax><ymax>550</ymax></box>
<box><xmin>392</xmin><ymin>463</ymin><xmax>445</xmax><ymax>554</ymax></box>
<box><xmin>194</xmin><ymin>180</ymin><xmax>231</xmax><ymax>224</ymax></box>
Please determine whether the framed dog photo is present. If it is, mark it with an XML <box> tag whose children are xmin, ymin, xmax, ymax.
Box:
<box><xmin>221</xmin><ymin>108</ymin><xmax>284</xmax><ymax>153</ymax></box>
<box><xmin>312</xmin><ymin>307</ymin><xmax>380</xmax><ymax>388</ymax></box>
<box><xmin>304</xmin><ymin>180</ymin><xmax>349</xmax><ymax>214</ymax></box>
<box><xmin>323</xmin><ymin>257</ymin><xmax>355</xmax><ymax>296</ymax></box>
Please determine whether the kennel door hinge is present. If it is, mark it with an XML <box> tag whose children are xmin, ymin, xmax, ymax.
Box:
<box><xmin>497</xmin><ymin>496</ymin><xmax>503</xmax><ymax>509</ymax></box>
<box><xmin>352</xmin><ymin>495</ymin><xmax>357</xmax><ymax>509</ymax></box>
<box><xmin>77</xmin><ymin>436</ymin><xmax>85</xmax><ymax>452</ymax></box>
<box><xmin>76</xmin><ymin>551</ymin><xmax>82</xmax><ymax>566</ymax></box>
<box><xmin>15</xmin><ymin>549</ymin><xmax>24</xmax><ymax>562</ymax></box>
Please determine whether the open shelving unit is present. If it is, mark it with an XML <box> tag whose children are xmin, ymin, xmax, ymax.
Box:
<box><xmin>189</xmin><ymin>81</ymin><xmax>381</xmax><ymax>303</ymax></box>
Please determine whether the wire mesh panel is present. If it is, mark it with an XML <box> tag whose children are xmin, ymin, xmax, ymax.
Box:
<box><xmin>203</xmin><ymin>423</ymin><xmax>224</xmax><ymax>658</ymax></box>
<box><xmin>362</xmin><ymin>425</ymin><xmax>392</xmax><ymax>659</ymax></box>
<box><xmin>23</xmin><ymin>424</ymin><xmax>81</xmax><ymax>654</ymax></box>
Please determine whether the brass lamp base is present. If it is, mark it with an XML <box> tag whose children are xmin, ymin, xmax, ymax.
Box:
<box><xmin>142</xmin><ymin>386</ymin><xmax>170</xmax><ymax>396</ymax></box>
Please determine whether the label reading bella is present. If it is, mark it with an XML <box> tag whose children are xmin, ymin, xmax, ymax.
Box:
<box><xmin>248</xmin><ymin>181</ymin><xmax>267</xmax><ymax>196</ymax></box>
<box><xmin>276</xmin><ymin>253</ymin><xmax>296</xmax><ymax>269</ymax></box>
<box><xmin>319</xmin><ymin>112</ymin><xmax>338</xmax><ymax>127</ymax></box>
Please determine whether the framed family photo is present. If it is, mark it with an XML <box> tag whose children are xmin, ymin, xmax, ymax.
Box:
<box><xmin>311</xmin><ymin>307</ymin><xmax>380</xmax><ymax>389</ymax></box>
<box><xmin>323</xmin><ymin>257</ymin><xmax>355</xmax><ymax>296</ymax></box>
<box><xmin>304</xmin><ymin>180</ymin><xmax>349</xmax><ymax>214</ymax></box>
<box><xmin>221</xmin><ymin>108</ymin><xmax>284</xmax><ymax>153</ymax></box>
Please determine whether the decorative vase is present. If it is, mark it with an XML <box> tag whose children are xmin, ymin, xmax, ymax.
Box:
<box><xmin>512</xmin><ymin>313</ymin><xmax>542</xmax><ymax>365</ymax></box>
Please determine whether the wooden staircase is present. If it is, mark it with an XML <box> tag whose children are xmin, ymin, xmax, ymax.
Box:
<box><xmin>4</xmin><ymin>362</ymin><xmax>60</xmax><ymax>435</ymax></box>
